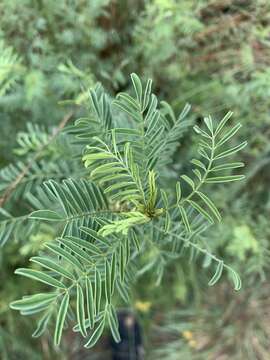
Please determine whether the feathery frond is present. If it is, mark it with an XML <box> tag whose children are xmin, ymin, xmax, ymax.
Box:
<box><xmin>0</xmin><ymin>40</ymin><xmax>23</xmax><ymax>95</ymax></box>
<box><xmin>6</xmin><ymin>74</ymin><xmax>246</xmax><ymax>349</ymax></box>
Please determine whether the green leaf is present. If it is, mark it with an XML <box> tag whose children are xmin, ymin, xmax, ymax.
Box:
<box><xmin>84</xmin><ymin>319</ymin><xmax>105</xmax><ymax>348</ymax></box>
<box><xmin>111</xmin><ymin>188</ymin><xmax>141</xmax><ymax>202</ymax></box>
<box><xmin>196</xmin><ymin>191</ymin><xmax>221</xmax><ymax>222</ymax></box>
<box><xmin>119</xmin><ymin>243</ymin><xmax>125</xmax><ymax>282</ymax></box>
<box><xmin>143</xmin><ymin>78</ymin><xmax>152</xmax><ymax>111</ymax></box>
<box><xmin>187</xmin><ymin>200</ymin><xmax>214</xmax><ymax>224</ymax></box>
<box><xmin>125</xmin><ymin>237</ymin><xmax>130</xmax><ymax>266</ymax></box>
<box><xmin>95</xmin><ymin>269</ymin><xmax>102</xmax><ymax>314</ymax></box>
<box><xmin>211</xmin><ymin>162</ymin><xmax>244</xmax><ymax>172</ymax></box>
<box><xmin>89</xmin><ymin>89</ymin><xmax>101</xmax><ymax>118</ymax></box>
<box><xmin>161</xmin><ymin>100</ymin><xmax>176</xmax><ymax>123</ymax></box>
<box><xmin>116</xmin><ymin>93</ymin><xmax>140</xmax><ymax>111</ymax></box>
<box><xmin>193</xmin><ymin>125</ymin><xmax>211</xmax><ymax>139</ymax></box>
<box><xmin>113</xmin><ymin>100</ymin><xmax>141</xmax><ymax>122</ymax></box>
<box><xmin>178</xmin><ymin>206</ymin><xmax>191</xmax><ymax>233</ymax></box>
<box><xmin>110</xmin><ymin>253</ymin><xmax>116</xmax><ymax>295</ymax></box>
<box><xmin>215</xmin><ymin>111</ymin><xmax>233</xmax><ymax>136</ymax></box>
<box><xmin>202</xmin><ymin>254</ymin><xmax>212</xmax><ymax>268</ymax></box>
<box><xmin>199</xmin><ymin>139</ymin><xmax>212</xmax><ymax>150</ymax></box>
<box><xmin>145</xmin><ymin>95</ymin><xmax>158</xmax><ymax>122</ymax></box>
<box><xmin>160</xmin><ymin>189</ymin><xmax>169</xmax><ymax>208</ymax></box>
<box><xmin>20</xmin><ymin>304</ymin><xmax>50</xmax><ymax>316</ymax></box>
<box><xmin>131</xmin><ymin>73</ymin><xmax>143</xmax><ymax>105</ymax></box>
<box><xmin>95</xmin><ymin>173</ymin><xmax>130</xmax><ymax>185</ymax></box>
<box><xmin>80</xmin><ymin>227</ymin><xmax>110</xmax><ymax>246</ymax></box>
<box><xmin>54</xmin><ymin>292</ymin><xmax>69</xmax><ymax>346</ymax></box>
<box><xmin>105</xmin><ymin>260</ymin><xmax>111</xmax><ymax>303</ymax></box>
<box><xmin>83</xmin><ymin>152</ymin><xmax>113</xmax><ymax>167</ymax></box>
<box><xmin>124</xmin><ymin>142</ymin><xmax>132</xmax><ymax>164</ymax></box>
<box><xmin>216</xmin><ymin>123</ymin><xmax>242</xmax><ymax>147</ymax></box>
<box><xmin>85</xmin><ymin>277</ymin><xmax>94</xmax><ymax>329</ymax></box>
<box><xmin>227</xmin><ymin>267</ymin><xmax>242</xmax><ymax>291</ymax></box>
<box><xmin>114</xmin><ymin>127</ymin><xmax>141</xmax><ymax>136</ymax></box>
<box><xmin>147</xmin><ymin>170</ymin><xmax>157</xmax><ymax>209</ymax></box>
<box><xmin>164</xmin><ymin>211</ymin><xmax>171</xmax><ymax>233</ymax></box>
<box><xmin>57</xmin><ymin>238</ymin><xmax>94</xmax><ymax>264</ymax></box>
<box><xmin>178</xmin><ymin>102</ymin><xmax>191</xmax><ymax>120</ymax></box>
<box><xmin>193</xmin><ymin>169</ymin><xmax>202</xmax><ymax>181</ymax></box>
<box><xmin>66</xmin><ymin>236</ymin><xmax>102</xmax><ymax>255</ymax></box>
<box><xmin>181</xmin><ymin>175</ymin><xmax>195</xmax><ymax>190</ymax></box>
<box><xmin>10</xmin><ymin>293</ymin><xmax>56</xmax><ymax>311</ymax></box>
<box><xmin>44</xmin><ymin>180</ymin><xmax>71</xmax><ymax>216</ymax></box>
<box><xmin>111</xmin><ymin>129</ymin><xmax>118</xmax><ymax>154</ymax></box>
<box><xmin>45</xmin><ymin>243</ymin><xmax>84</xmax><ymax>273</ymax></box>
<box><xmin>191</xmin><ymin>159</ymin><xmax>206</xmax><ymax>171</ymax></box>
<box><xmin>208</xmin><ymin>261</ymin><xmax>224</xmax><ymax>286</ymax></box>
<box><xmin>214</xmin><ymin>141</ymin><xmax>247</xmax><ymax>160</ymax></box>
<box><xmin>203</xmin><ymin>116</ymin><xmax>213</xmax><ymax>133</ymax></box>
<box><xmin>176</xmin><ymin>181</ymin><xmax>182</xmax><ymax>204</ymax></box>
<box><xmin>30</xmin><ymin>256</ymin><xmax>75</xmax><ymax>281</ymax></box>
<box><xmin>146</xmin><ymin>110</ymin><xmax>160</xmax><ymax>133</ymax></box>
<box><xmin>205</xmin><ymin>175</ymin><xmax>245</xmax><ymax>183</ymax></box>
<box><xmin>116</xmin><ymin>280</ymin><xmax>130</xmax><ymax>303</ymax></box>
<box><xmin>32</xmin><ymin>311</ymin><xmax>52</xmax><ymax>338</ymax></box>
<box><xmin>104</xmin><ymin>181</ymin><xmax>135</xmax><ymax>194</ymax></box>
<box><xmin>198</xmin><ymin>148</ymin><xmax>210</xmax><ymax>160</ymax></box>
<box><xmin>77</xmin><ymin>284</ymin><xmax>87</xmax><ymax>337</ymax></box>
<box><xmin>130</xmin><ymin>229</ymin><xmax>140</xmax><ymax>252</ymax></box>
<box><xmin>107</xmin><ymin>305</ymin><xmax>121</xmax><ymax>343</ymax></box>
<box><xmin>29</xmin><ymin>210</ymin><xmax>63</xmax><ymax>221</ymax></box>
<box><xmin>90</xmin><ymin>161</ymin><xmax>124</xmax><ymax>176</ymax></box>
<box><xmin>15</xmin><ymin>268</ymin><xmax>66</xmax><ymax>289</ymax></box>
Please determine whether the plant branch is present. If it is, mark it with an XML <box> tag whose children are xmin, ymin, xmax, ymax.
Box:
<box><xmin>0</xmin><ymin>111</ymin><xmax>74</xmax><ymax>208</ymax></box>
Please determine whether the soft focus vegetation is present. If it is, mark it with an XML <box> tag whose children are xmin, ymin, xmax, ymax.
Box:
<box><xmin>0</xmin><ymin>1</ymin><xmax>270</xmax><ymax>359</ymax></box>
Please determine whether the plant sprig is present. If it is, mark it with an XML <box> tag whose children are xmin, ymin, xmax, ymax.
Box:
<box><xmin>5</xmin><ymin>74</ymin><xmax>246</xmax><ymax>348</ymax></box>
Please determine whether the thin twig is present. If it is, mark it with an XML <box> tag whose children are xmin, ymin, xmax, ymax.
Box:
<box><xmin>0</xmin><ymin>111</ymin><xmax>73</xmax><ymax>207</ymax></box>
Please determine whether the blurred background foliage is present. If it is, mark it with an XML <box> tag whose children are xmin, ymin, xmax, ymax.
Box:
<box><xmin>0</xmin><ymin>0</ymin><xmax>270</xmax><ymax>359</ymax></box>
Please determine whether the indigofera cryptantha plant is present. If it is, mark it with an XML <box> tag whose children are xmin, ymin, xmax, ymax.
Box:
<box><xmin>5</xmin><ymin>74</ymin><xmax>247</xmax><ymax>348</ymax></box>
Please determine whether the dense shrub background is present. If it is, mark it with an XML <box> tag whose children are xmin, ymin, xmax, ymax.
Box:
<box><xmin>1</xmin><ymin>1</ymin><xmax>270</xmax><ymax>359</ymax></box>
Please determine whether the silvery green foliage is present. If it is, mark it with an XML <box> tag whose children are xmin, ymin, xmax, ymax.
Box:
<box><xmin>5</xmin><ymin>74</ymin><xmax>246</xmax><ymax>348</ymax></box>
